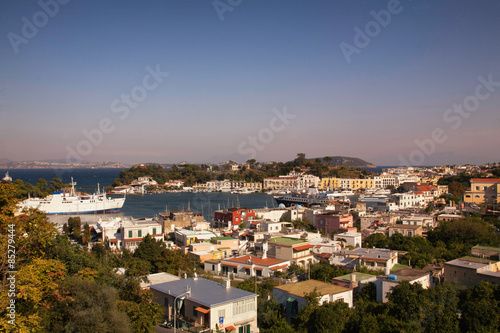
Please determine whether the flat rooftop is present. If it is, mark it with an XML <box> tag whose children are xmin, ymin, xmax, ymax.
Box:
<box><xmin>141</xmin><ymin>272</ymin><xmax>180</xmax><ymax>288</ymax></box>
<box><xmin>472</xmin><ymin>245</ymin><xmax>500</xmax><ymax>253</ymax></box>
<box><xmin>388</xmin><ymin>268</ymin><xmax>429</xmax><ymax>282</ymax></box>
<box><xmin>274</xmin><ymin>279</ymin><xmax>350</xmax><ymax>297</ymax></box>
<box><xmin>445</xmin><ymin>259</ymin><xmax>490</xmax><ymax>269</ymax></box>
<box><xmin>212</xmin><ymin>236</ymin><xmax>236</xmax><ymax>241</ymax></box>
<box><xmin>333</xmin><ymin>272</ymin><xmax>377</xmax><ymax>282</ymax></box>
<box><xmin>337</xmin><ymin>248</ymin><xmax>396</xmax><ymax>260</ymax></box>
<box><xmin>150</xmin><ymin>277</ymin><xmax>256</xmax><ymax>308</ymax></box>
<box><xmin>268</xmin><ymin>237</ymin><xmax>308</xmax><ymax>246</ymax></box>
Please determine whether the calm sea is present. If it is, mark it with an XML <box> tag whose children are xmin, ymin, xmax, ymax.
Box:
<box><xmin>1</xmin><ymin>168</ymin><xmax>275</xmax><ymax>224</ymax></box>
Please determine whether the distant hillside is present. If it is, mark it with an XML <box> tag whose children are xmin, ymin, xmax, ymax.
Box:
<box><xmin>312</xmin><ymin>156</ymin><xmax>376</xmax><ymax>168</ymax></box>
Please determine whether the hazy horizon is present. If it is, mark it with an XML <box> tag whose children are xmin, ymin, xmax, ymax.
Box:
<box><xmin>1</xmin><ymin>0</ymin><xmax>499</xmax><ymax>166</ymax></box>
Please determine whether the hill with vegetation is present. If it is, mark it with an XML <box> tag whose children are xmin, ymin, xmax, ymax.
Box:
<box><xmin>312</xmin><ymin>156</ymin><xmax>375</xmax><ymax>168</ymax></box>
<box><xmin>112</xmin><ymin>154</ymin><xmax>376</xmax><ymax>188</ymax></box>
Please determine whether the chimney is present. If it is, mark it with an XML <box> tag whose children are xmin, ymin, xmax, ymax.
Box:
<box><xmin>223</xmin><ymin>279</ymin><xmax>231</xmax><ymax>289</ymax></box>
<box><xmin>262</xmin><ymin>250</ymin><xmax>267</xmax><ymax>259</ymax></box>
<box><xmin>350</xmin><ymin>273</ymin><xmax>356</xmax><ymax>283</ymax></box>
<box><xmin>194</xmin><ymin>272</ymin><xmax>198</xmax><ymax>280</ymax></box>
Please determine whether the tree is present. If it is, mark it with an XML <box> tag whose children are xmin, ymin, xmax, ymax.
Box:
<box><xmin>72</xmin><ymin>217</ymin><xmax>82</xmax><ymax>241</ymax></box>
<box><xmin>386</xmin><ymin>281</ymin><xmax>427</xmax><ymax>331</ymax></box>
<box><xmin>47</xmin><ymin>277</ymin><xmax>131</xmax><ymax>333</ymax></box>
<box><xmin>448</xmin><ymin>181</ymin><xmax>466</xmax><ymax>198</ymax></box>
<box><xmin>36</xmin><ymin>178</ymin><xmax>48</xmax><ymax>189</ymax></box>
<box><xmin>421</xmin><ymin>282</ymin><xmax>460</xmax><ymax>333</ymax></box>
<box><xmin>306</xmin><ymin>301</ymin><xmax>352</xmax><ymax>333</ymax></box>
<box><xmin>62</xmin><ymin>223</ymin><xmax>69</xmax><ymax>235</ymax></box>
<box><xmin>324</xmin><ymin>156</ymin><xmax>333</xmax><ymax>163</ymax></box>
<box><xmin>295</xmin><ymin>153</ymin><xmax>307</xmax><ymax>166</ymax></box>
<box><xmin>82</xmin><ymin>222</ymin><xmax>91</xmax><ymax>245</ymax></box>
<box><xmin>133</xmin><ymin>235</ymin><xmax>166</xmax><ymax>273</ymax></box>
<box><xmin>459</xmin><ymin>282</ymin><xmax>500</xmax><ymax>332</ymax></box>
<box><xmin>247</xmin><ymin>159</ymin><xmax>256</xmax><ymax>169</ymax></box>
<box><xmin>0</xmin><ymin>258</ymin><xmax>68</xmax><ymax>332</ymax></box>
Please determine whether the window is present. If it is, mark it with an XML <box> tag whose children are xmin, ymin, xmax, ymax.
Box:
<box><xmin>128</xmin><ymin>230</ymin><xmax>132</xmax><ymax>238</ymax></box>
<box><xmin>233</xmin><ymin>298</ymin><xmax>255</xmax><ymax>316</ymax></box>
<box><xmin>193</xmin><ymin>306</ymin><xmax>198</xmax><ymax>317</ymax></box>
<box><xmin>138</xmin><ymin>230</ymin><xmax>142</xmax><ymax>237</ymax></box>
<box><xmin>152</xmin><ymin>228</ymin><xmax>156</xmax><ymax>235</ymax></box>
<box><xmin>256</xmin><ymin>270</ymin><xmax>262</xmax><ymax>277</ymax></box>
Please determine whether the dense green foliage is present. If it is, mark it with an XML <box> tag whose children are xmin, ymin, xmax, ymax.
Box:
<box><xmin>10</xmin><ymin>177</ymin><xmax>69</xmax><ymax>199</ymax></box>
<box><xmin>0</xmin><ymin>182</ymin><xmax>176</xmax><ymax>332</ymax></box>
<box><xmin>261</xmin><ymin>280</ymin><xmax>500</xmax><ymax>333</ymax></box>
<box><xmin>112</xmin><ymin>154</ymin><xmax>371</xmax><ymax>188</ymax></box>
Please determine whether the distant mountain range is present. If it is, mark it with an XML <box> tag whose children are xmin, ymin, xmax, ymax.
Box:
<box><xmin>0</xmin><ymin>158</ymin><xmax>130</xmax><ymax>169</ymax></box>
<box><xmin>0</xmin><ymin>155</ymin><xmax>375</xmax><ymax>169</ymax></box>
<box><xmin>311</xmin><ymin>156</ymin><xmax>376</xmax><ymax>168</ymax></box>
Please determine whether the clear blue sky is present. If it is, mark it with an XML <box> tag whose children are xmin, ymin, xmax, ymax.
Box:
<box><xmin>0</xmin><ymin>0</ymin><xmax>499</xmax><ymax>166</ymax></box>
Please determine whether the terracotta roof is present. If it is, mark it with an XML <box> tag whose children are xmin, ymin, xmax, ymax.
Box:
<box><xmin>294</xmin><ymin>244</ymin><xmax>314</xmax><ymax>251</ymax></box>
<box><xmin>224</xmin><ymin>255</ymin><xmax>286</xmax><ymax>267</ymax></box>
<box><xmin>222</xmin><ymin>262</ymin><xmax>239</xmax><ymax>267</ymax></box>
<box><xmin>315</xmin><ymin>253</ymin><xmax>333</xmax><ymax>259</ymax></box>
<box><xmin>225</xmin><ymin>325</ymin><xmax>236</xmax><ymax>331</ymax></box>
<box><xmin>416</xmin><ymin>186</ymin><xmax>435</xmax><ymax>192</ymax></box>
<box><xmin>472</xmin><ymin>178</ymin><xmax>500</xmax><ymax>183</ymax></box>
<box><xmin>270</xmin><ymin>264</ymin><xmax>289</xmax><ymax>271</ymax></box>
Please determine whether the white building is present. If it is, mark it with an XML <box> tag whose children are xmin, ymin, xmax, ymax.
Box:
<box><xmin>392</xmin><ymin>192</ymin><xmax>425</xmax><ymax>208</ymax></box>
<box><xmin>174</xmin><ymin>229</ymin><xmax>217</xmax><ymax>247</ymax></box>
<box><xmin>204</xmin><ymin>255</ymin><xmax>289</xmax><ymax>279</ymax></box>
<box><xmin>96</xmin><ymin>216</ymin><xmax>163</xmax><ymax>252</ymax></box>
<box><xmin>375</xmin><ymin>268</ymin><xmax>432</xmax><ymax>302</ymax></box>
<box><xmin>333</xmin><ymin>232</ymin><xmax>362</xmax><ymax>248</ymax></box>
<box><xmin>150</xmin><ymin>277</ymin><xmax>258</xmax><ymax>332</ymax></box>
<box><xmin>297</xmin><ymin>174</ymin><xmax>320</xmax><ymax>190</ymax></box>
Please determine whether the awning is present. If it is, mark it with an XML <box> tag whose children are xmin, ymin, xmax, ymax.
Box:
<box><xmin>293</xmin><ymin>244</ymin><xmax>313</xmax><ymax>251</ymax></box>
<box><xmin>222</xmin><ymin>262</ymin><xmax>239</xmax><ymax>267</ymax></box>
<box><xmin>195</xmin><ymin>307</ymin><xmax>210</xmax><ymax>314</ymax></box>
<box><xmin>287</xmin><ymin>297</ymin><xmax>296</xmax><ymax>302</ymax></box>
<box><xmin>225</xmin><ymin>325</ymin><xmax>236</xmax><ymax>332</ymax></box>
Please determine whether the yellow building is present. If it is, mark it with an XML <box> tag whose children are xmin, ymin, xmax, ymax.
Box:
<box><xmin>464</xmin><ymin>179</ymin><xmax>500</xmax><ymax>205</ymax></box>
<box><xmin>320</xmin><ymin>178</ymin><xmax>375</xmax><ymax>190</ymax></box>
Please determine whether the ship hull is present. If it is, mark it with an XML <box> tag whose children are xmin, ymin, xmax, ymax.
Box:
<box><xmin>19</xmin><ymin>193</ymin><xmax>126</xmax><ymax>215</ymax></box>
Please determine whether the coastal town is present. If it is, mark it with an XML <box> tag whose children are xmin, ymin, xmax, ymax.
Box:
<box><xmin>2</xmin><ymin>1</ymin><xmax>499</xmax><ymax>332</ymax></box>
<box><xmin>3</xmin><ymin>159</ymin><xmax>500</xmax><ymax>332</ymax></box>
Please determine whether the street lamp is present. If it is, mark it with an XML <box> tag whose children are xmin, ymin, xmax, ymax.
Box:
<box><xmin>173</xmin><ymin>288</ymin><xmax>191</xmax><ymax>333</ymax></box>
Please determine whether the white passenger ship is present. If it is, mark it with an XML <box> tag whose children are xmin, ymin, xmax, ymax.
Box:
<box><xmin>18</xmin><ymin>179</ymin><xmax>125</xmax><ymax>215</ymax></box>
